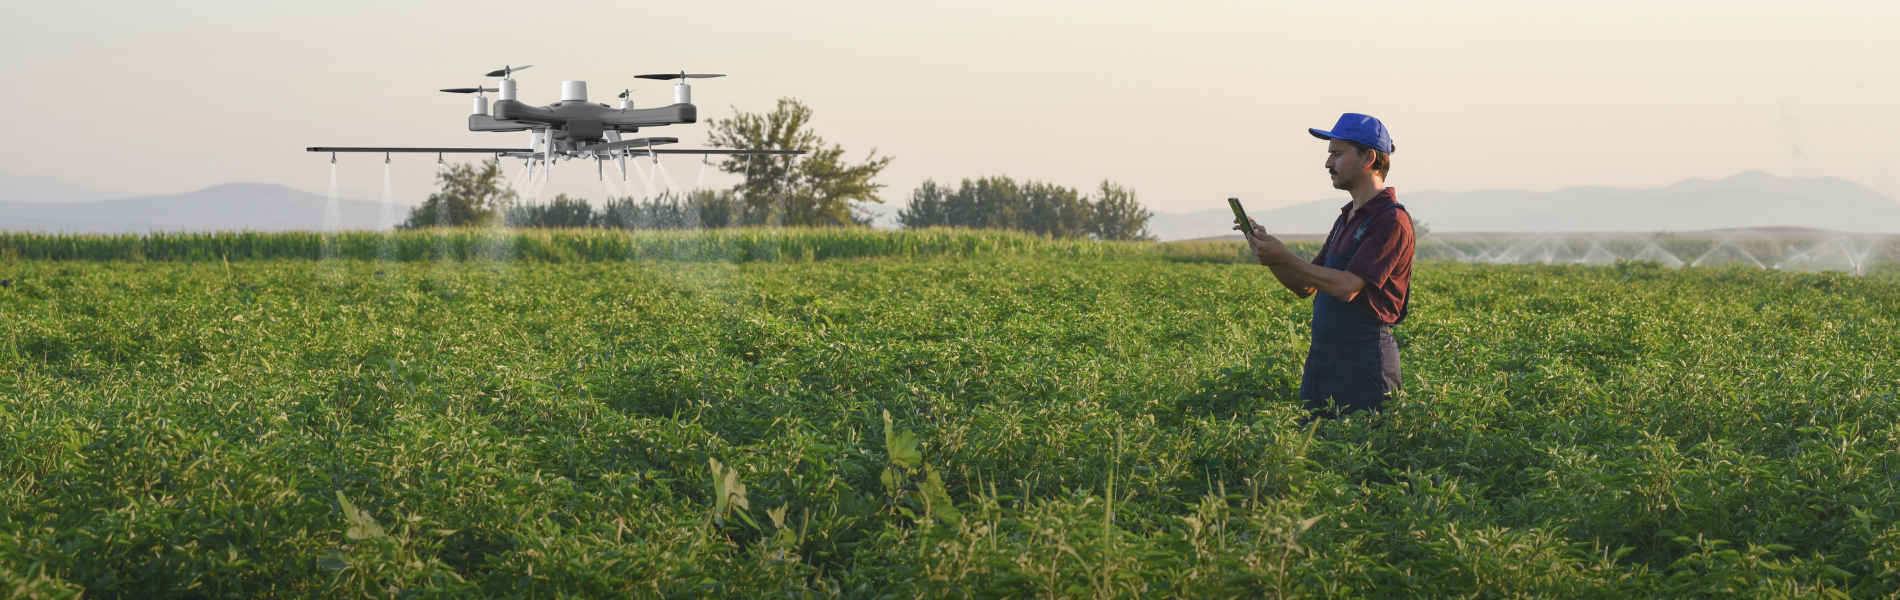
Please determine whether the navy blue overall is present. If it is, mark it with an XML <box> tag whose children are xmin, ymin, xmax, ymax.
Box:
<box><xmin>1301</xmin><ymin>203</ymin><xmax>1408</xmax><ymax>417</ymax></box>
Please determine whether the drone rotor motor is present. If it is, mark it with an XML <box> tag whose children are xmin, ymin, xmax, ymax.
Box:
<box><xmin>635</xmin><ymin>72</ymin><xmax>724</xmax><ymax>106</ymax></box>
<box><xmin>439</xmin><ymin>86</ymin><xmax>500</xmax><ymax>115</ymax></box>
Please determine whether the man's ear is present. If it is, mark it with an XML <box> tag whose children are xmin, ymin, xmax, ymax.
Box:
<box><xmin>1361</xmin><ymin>148</ymin><xmax>1378</xmax><ymax>171</ymax></box>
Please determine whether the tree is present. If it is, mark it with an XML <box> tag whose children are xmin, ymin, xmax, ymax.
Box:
<box><xmin>594</xmin><ymin>190</ymin><xmax>751</xmax><ymax>230</ymax></box>
<box><xmin>895</xmin><ymin>177</ymin><xmax>1154</xmax><ymax>240</ymax></box>
<box><xmin>1021</xmin><ymin>180</ymin><xmax>1093</xmax><ymax>239</ymax></box>
<box><xmin>401</xmin><ymin>162</ymin><xmax>517</xmax><ymax>228</ymax></box>
<box><xmin>707</xmin><ymin>98</ymin><xmax>893</xmax><ymax>226</ymax></box>
<box><xmin>1089</xmin><ymin>181</ymin><xmax>1154</xmax><ymax>241</ymax></box>
<box><xmin>896</xmin><ymin>180</ymin><xmax>950</xmax><ymax>229</ymax></box>
<box><xmin>506</xmin><ymin>194</ymin><xmax>594</xmax><ymax>228</ymax></box>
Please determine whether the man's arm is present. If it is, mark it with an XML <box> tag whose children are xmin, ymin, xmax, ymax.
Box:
<box><xmin>1240</xmin><ymin>218</ymin><xmax>1366</xmax><ymax>302</ymax></box>
<box><xmin>1271</xmin><ymin>255</ymin><xmax>1367</xmax><ymax>302</ymax></box>
<box><xmin>1265</xmin><ymin>263</ymin><xmax>1317</xmax><ymax>299</ymax></box>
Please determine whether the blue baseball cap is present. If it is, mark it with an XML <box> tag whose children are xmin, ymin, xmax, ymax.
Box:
<box><xmin>1309</xmin><ymin>113</ymin><xmax>1394</xmax><ymax>154</ymax></box>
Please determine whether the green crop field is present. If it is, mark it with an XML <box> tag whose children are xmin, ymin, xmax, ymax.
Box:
<box><xmin>2</xmin><ymin>229</ymin><xmax>1898</xmax><ymax>598</ymax></box>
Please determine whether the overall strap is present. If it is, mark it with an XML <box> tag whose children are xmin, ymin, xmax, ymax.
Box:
<box><xmin>1319</xmin><ymin>211</ymin><xmax>1349</xmax><ymax>257</ymax></box>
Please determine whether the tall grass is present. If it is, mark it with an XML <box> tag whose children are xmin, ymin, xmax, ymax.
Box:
<box><xmin>0</xmin><ymin>228</ymin><xmax>1140</xmax><ymax>263</ymax></box>
<box><xmin>0</xmin><ymin>228</ymin><xmax>1324</xmax><ymax>264</ymax></box>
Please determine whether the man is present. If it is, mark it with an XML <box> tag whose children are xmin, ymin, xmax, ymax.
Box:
<box><xmin>1237</xmin><ymin>113</ymin><xmax>1414</xmax><ymax>418</ymax></box>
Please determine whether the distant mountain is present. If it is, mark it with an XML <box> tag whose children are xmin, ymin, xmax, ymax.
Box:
<box><xmin>0</xmin><ymin>171</ymin><xmax>131</xmax><ymax>203</ymax></box>
<box><xmin>1148</xmin><ymin>171</ymin><xmax>1900</xmax><ymax>241</ymax></box>
<box><xmin>0</xmin><ymin>183</ymin><xmax>393</xmax><ymax>233</ymax></box>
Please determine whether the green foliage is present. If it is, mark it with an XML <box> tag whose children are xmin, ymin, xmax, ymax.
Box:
<box><xmin>880</xmin><ymin>410</ymin><xmax>959</xmax><ymax>526</ymax></box>
<box><xmin>1</xmin><ymin>242</ymin><xmax>1897</xmax><ymax>596</ymax></box>
<box><xmin>883</xmin><ymin>410</ymin><xmax>922</xmax><ymax>469</ymax></box>
<box><xmin>898</xmin><ymin>176</ymin><xmax>1155</xmax><ymax>240</ymax></box>
<box><xmin>708</xmin><ymin>98</ymin><xmax>893</xmax><ymax>226</ymax></box>
<box><xmin>708</xmin><ymin>458</ymin><xmax>752</xmax><ymax>528</ymax></box>
<box><xmin>593</xmin><ymin>189</ymin><xmax>765</xmax><ymax>230</ymax></box>
<box><xmin>504</xmin><ymin>193</ymin><xmax>594</xmax><ymax>228</ymax></box>
<box><xmin>400</xmin><ymin>162</ymin><xmax>516</xmax><ymax>229</ymax></box>
<box><xmin>1091</xmin><ymin>180</ymin><xmax>1155</xmax><ymax>241</ymax></box>
<box><xmin>0</xmin><ymin>227</ymin><xmax>1183</xmax><ymax>263</ymax></box>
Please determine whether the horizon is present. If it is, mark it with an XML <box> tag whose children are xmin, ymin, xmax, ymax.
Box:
<box><xmin>6</xmin><ymin>168</ymin><xmax>1891</xmax><ymax>213</ymax></box>
<box><xmin>9</xmin><ymin>169</ymin><xmax>1900</xmax><ymax>238</ymax></box>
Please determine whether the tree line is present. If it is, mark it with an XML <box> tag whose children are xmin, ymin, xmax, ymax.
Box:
<box><xmin>403</xmin><ymin>98</ymin><xmax>1152</xmax><ymax>241</ymax></box>
<box><xmin>509</xmin><ymin>189</ymin><xmax>786</xmax><ymax>230</ymax></box>
<box><xmin>895</xmin><ymin>177</ymin><xmax>1151</xmax><ymax>240</ymax></box>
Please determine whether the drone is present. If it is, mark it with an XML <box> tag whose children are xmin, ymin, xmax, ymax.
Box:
<box><xmin>307</xmin><ymin>64</ymin><xmax>802</xmax><ymax>181</ymax></box>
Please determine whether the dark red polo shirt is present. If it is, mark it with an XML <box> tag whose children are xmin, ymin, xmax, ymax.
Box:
<box><xmin>1311</xmin><ymin>188</ymin><xmax>1413</xmax><ymax>325</ymax></box>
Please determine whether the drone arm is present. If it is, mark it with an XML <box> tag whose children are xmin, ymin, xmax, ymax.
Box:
<box><xmin>307</xmin><ymin>147</ymin><xmax>532</xmax><ymax>153</ymax></box>
<box><xmin>580</xmin><ymin>137</ymin><xmax>680</xmax><ymax>152</ymax></box>
<box><xmin>644</xmin><ymin>149</ymin><xmax>806</xmax><ymax>155</ymax></box>
<box><xmin>470</xmin><ymin>115</ymin><xmax>533</xmax><ymax>132</ymax></box>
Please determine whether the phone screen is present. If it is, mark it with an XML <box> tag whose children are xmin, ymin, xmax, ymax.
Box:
<box><xmin>1228</xmin><ymin>197</ymin><xmax>1252</xmax><ymax>238</ymax></box>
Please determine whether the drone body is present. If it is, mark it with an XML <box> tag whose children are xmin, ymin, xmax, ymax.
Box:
<box><xmin>310</xmin><ymin>65</ymin><xmax>800</xmax><ymax>178</ymax></box>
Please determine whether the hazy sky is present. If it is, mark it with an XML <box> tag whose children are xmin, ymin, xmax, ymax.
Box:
<box><xmin>3</xmin><ymin>0</ymin><xmax>1895</xmax><ymax>218</ymax></box>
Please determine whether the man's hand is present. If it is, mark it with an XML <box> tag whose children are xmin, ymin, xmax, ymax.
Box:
<box><xmin>1234</xmin><ymin>218</ymin><xmax>1299</xmax><ymax>266</ymax></box>
<box><xmin>1233</xmin><ymin>216</ymin><xmax>1362</xmax><ymax>301</ymax></box>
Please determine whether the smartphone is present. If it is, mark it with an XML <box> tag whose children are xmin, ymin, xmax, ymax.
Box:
<box><xmin>1228</xmin><ymin>197</ymin><xmax>1254</xmax><ymax>238</ymax></box>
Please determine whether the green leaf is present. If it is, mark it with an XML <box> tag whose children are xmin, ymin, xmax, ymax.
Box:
<box><xmin>335</xmin><ymin>492</ymin><xmax>384</xmax><ymax>541</ymax></box>
<box><xmin>317</xmin><ymin>556</ymin><xmax>350</xmax><ymax>571</ymax></box>
<box><xmin>709</xmin><ymin>458</ymin><xmax>749</xmax><ymax>523</ymax></box>
<box><xmin>883</xmin><ymin>410</ymin><xmax>922</xmax><ymax>468</ymax></box>
<box><xmin>919</xmin><ymin>467</ymin><xmax>961</xmax><ymax>525</ymax></box>
<box><xmin>890</xmin><ymin>431</ymin><xmax>921</xmax><ymax>468</ymax></box>
<box><xmin>880</xmin><ymin>467</ymin><xmax>900</xmax><ymax>493</ymax></box>
<box><xmin>1299</xmin><ymin>514</ymin><xmax>1326</xmax><ymax>532</ymax></box>
<box><xmin>733</xmin><ymin>507</ymin><xmax>763</xmax><ymax>530</ymax></box>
